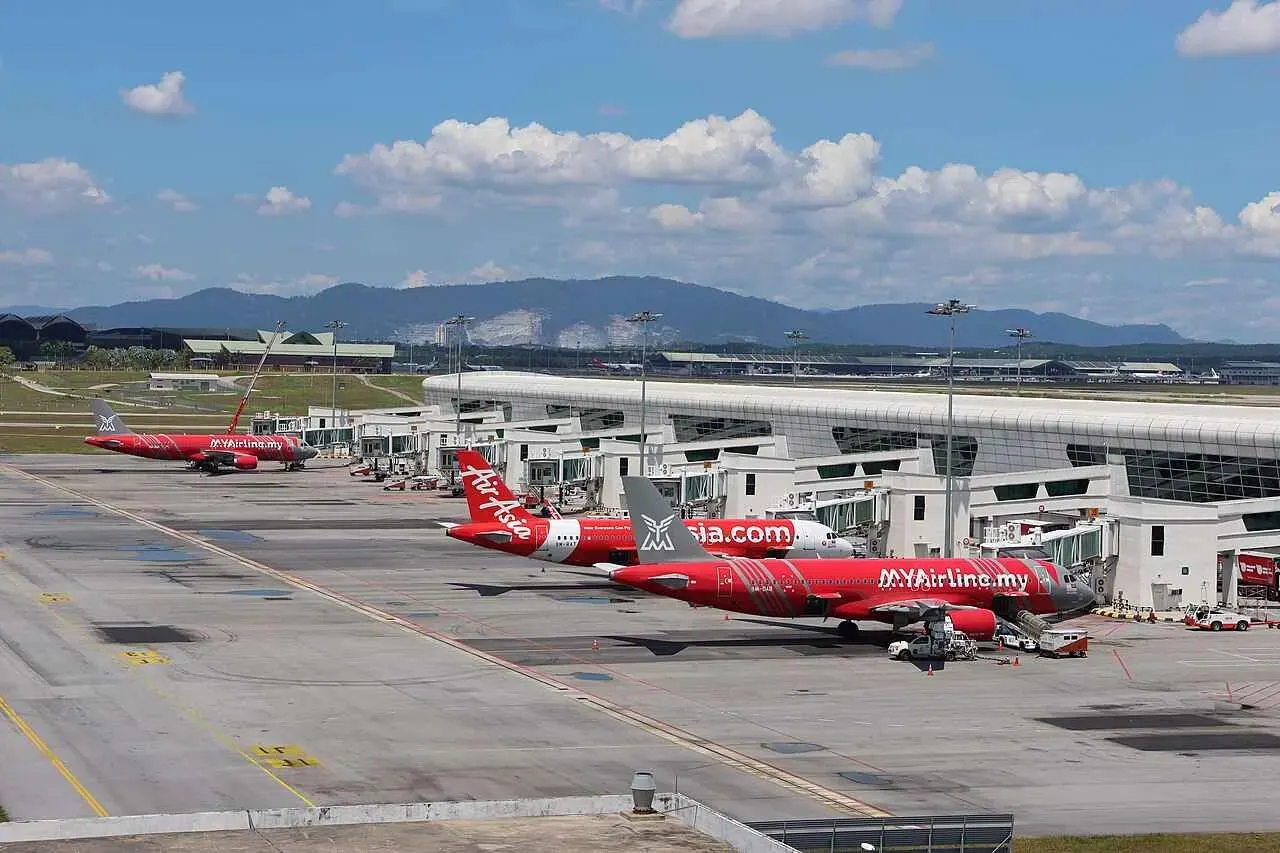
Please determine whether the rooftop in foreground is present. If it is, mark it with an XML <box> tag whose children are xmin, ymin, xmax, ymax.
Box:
<box><xmin>9</xmin><ymin>814</ymin><xmax>737</xmax><ymax>853</ymax></box>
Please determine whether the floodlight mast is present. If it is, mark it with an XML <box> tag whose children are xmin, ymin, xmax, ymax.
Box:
<box><xmin>927</xmin><ymin>299</ymin><xmax>975</xmax><ymax>558</ymax></box>
<box><xmin>785</xmin><ymin>330</ymin><xmax>807</xmax><ymax>385</ymax></box>
<box><xmin>627</xmin><ymin>311</ymin><xmax>662</xmax><ymax>471</ymax></box>
<box><xmin>1006</xmin><ymin>327</ymin><xmax>1033</xmax><ymax>394</ymax></box>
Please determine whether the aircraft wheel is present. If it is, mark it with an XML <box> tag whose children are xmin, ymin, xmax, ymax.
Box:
<box><xmin>836</xmin><ymin>620</ymin><xmax>859</xmax><ymax>639</ymax></box>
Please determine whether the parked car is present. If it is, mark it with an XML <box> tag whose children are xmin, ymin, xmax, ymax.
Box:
<box><xmin>994</xmin><ymin>630</ymin><xmax>1038</xmax><ymax>651</ymax></box>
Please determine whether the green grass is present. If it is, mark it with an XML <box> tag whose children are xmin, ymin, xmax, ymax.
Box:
<box><xmin>232</xmin><ymin>374</ymin><xmax>417</xmax><ymax>413</ymax></box>
<box><xmin>38</xmin><ymin>370</ymin><xmax>150</xmax><ymax>390</ymax></box>
<box><xmin>1018</xmin><ymin>833</ymin><xmax>1280</xmax><ymax>852</ymax></box>
<box><xmin>0</xmin><ymin>803</ymin><xmax>8</xmax><ymax>822</ymax></box>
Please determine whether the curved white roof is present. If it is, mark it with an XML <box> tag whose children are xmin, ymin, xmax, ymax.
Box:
<box><xmin>423</xmin><ymin>371</ymin><xmax>1280</xmax><ymax>447</ymax></box>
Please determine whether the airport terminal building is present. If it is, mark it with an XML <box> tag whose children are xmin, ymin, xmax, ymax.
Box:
<box><xmin>419</xmin><ymin>372</ymin><xmax>1280</xmax><ymax>611</ymax></box>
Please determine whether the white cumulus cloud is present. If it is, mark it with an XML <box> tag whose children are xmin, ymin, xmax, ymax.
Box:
<box><xmin>0</xmin><ymin>158</ymin><xmax>110</xmax><ymax>212</ymax></box>
<box><xmin>827</xmin><ymin>42</ymin><xmax>934</xmax><ymax>70</ymax></box>
<box><xmin>156</xmin><ymin>188</ymin><xmax>198</xmax><ymax>212</ymax></box>
<box><xmin>1177</xmin><ymin>0</ymin><xmax>1280</xmax><ymax>57</ymax></box>
<box><xmin>133</xmin><ymin>263</ymin><xmax>195</xmax><ymax>282</ymax></box>
<box><xmin>256</xmin><ymin>186</ymin><xmax>311</xmax><ymax>216</ymax></box>
<box><xmin>400</xmin><ymin>269</ymin><xmax>432</xmax><ymax>288</ymax></box>
<box><xmin>667</xmin><ymin>0</ymin><xmax>902</xmax><ymax>37</ymax></box>
<box><xmin>467</xmin><ymin>261</ymin><xmax>508</xmax><ymax>282</ymax></box>
<box><xmin>228</xmin><ymin>272</ymin><xmax>337</xmax><ymax>296</ymax></box>
<box><xmin>0</xmin><ymin>248</ymin><xmax>53</xmax><ymax>266</ymax></box>
<box><xmin>121</xmin><ymin>71</ymin><xmax>195</xmax><ymax>116</ymax></box>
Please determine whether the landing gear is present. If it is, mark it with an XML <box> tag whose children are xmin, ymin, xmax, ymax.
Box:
<box><xmin>283</xmin><ymin>462</ymin><xmax>305</xmax><ymax>471</ymax></box>
<box><xmin>836</xmin><ymin>620</ymin><xmax>860</xmax><ymax>639</ymax></box>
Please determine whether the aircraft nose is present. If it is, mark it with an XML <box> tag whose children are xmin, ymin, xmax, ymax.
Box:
<box><xmin>299</xmin><ymin>444</ymin><xmax>318</xmax><ymax>460</ymax></box>
<box><xmin>834</xmin><ymin>537</ymin><xmax>855</xmax><ymax>555</ymax></box>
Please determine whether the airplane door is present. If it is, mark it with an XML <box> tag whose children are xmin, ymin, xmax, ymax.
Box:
<box><xmin>717</xmin><ymin>565</ymin><xmax>732</xmax><ymax>600</ymax></box>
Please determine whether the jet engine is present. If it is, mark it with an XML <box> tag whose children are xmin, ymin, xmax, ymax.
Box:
<box><xmin>232</xmin><ymin>453</ymin><xmax>259</xmax><ymax>470</ymax></box>
<box><xmin>947</xmin><ymin>608</ymin><xmax>998</xmax><ymax>640</ymax></box>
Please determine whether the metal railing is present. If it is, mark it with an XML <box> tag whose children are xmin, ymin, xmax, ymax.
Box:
<box><xmin>747</xmin><ymin>813</ymin><xmax>1014</xmax><ymax>853</ymax></box>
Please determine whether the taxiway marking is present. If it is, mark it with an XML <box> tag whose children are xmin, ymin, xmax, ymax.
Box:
<box><xmin>0</xmin><ymin>462</ymin><xmax>890</xmax><ymax>819</ymax></box>
<box><xmin>0</xmin><ymin>693</ymin><xmax>109</xmax><ymax>817</ymax></box>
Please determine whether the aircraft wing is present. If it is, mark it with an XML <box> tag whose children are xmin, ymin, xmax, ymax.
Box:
<box><xmin>867</xmin><ymin>597</ymin><xmax>986</xmax><ymax>621</ymax></box>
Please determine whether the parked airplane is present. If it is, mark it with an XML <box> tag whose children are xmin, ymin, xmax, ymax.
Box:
<box><xmin>83</xmin><ymin>399</ymin><xmax>317</xmax><ymax>473</ymax></box>
<box><xmin>601</xmin><ymin>475</ymin><xmax>1096</xmax><ymax>640</ymax></box>
<box><xmin>442</xmin><ymin>449</ymin><xmax>855</xmax><ymax>566</ymax></box>
<box><xmin>588</xmin><ymin>358</ymin><xmax>642</xmax><ymax>374</ymax></box>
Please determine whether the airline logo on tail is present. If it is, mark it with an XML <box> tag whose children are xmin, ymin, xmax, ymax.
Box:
<box><xmin>96</xmin><ymin>413</ymin><xmax>121</xmax><ymax>433</ymax></box>
<box><xmin>640</xmin><ymin>513</ymin><xmax>676</xmax><ymax>551</ymax></box>
<box><xmin>459</xmin><ymin>460</ymin><xmax>533</xmax><ymax>540</ymax></box>
<box><xmin>878</xmin><ymin>567</ymin><xmax>1028</xmax><ymax>591</ymax></box>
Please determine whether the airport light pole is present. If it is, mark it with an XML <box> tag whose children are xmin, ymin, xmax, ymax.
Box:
<box><xmin>1006</xmin><ymin>327</ymin><xmax>1033</xmax><ymax>395</ymax></box>
<box><xmin>785</xmin><ymin>329</ymin><xmax>807</xmax><ymax>385</ymax></box>
<box><xmin>445</xmin><ymin>315</ymin><xmax>473</xmax><ymax>448</ymax></box>
<box><xmin>927</xmin><ymin>299</ymin><xmax>975</xmax><ymax>558</ymax></box>
<box><xmin>325</xmin><ymin>319</ymin><xmax>346</xmax><ymax>435</ymax></box>
<box><xmin>627</xmin><ymin>310</ymin><xmax>662</xmax><ymax>472</ymax></box>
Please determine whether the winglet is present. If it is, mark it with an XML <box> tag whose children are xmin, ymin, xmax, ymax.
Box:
<box><xmin>90</xmin><ymin>398</ymin><xmax>132</xmax><ymax>435</ymax></box>
<box><xmin>620</xmin><ymin>475</ymin><xmax>713</xmax><ymax>564</ymax></box>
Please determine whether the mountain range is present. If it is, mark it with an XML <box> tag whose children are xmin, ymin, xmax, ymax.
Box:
<box><xmin>3</xmin><ymin>277</ymin><xmax>1190</xmax><ymax>348</ymax></box>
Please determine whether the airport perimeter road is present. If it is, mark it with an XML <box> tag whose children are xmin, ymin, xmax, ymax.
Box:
<box><xmin>7</xmin><ymin>454</ymin><xmax>1280</xmax><ymax>835</ymax></box>
<box><xmin>0</xmin><ymin>456</ymin><xmax>862</xmax><ymax>825</ymax></box>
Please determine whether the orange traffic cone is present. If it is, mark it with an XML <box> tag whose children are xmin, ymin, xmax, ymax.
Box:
<box><xmin>723</xmin><ymin>613</ymin><xmax>731</xmax><ymax>621</ymax></box>
<box><xmin>926</xmin><ymin>665</ymin><xmax>934</xmax><ymax>676</ymax></box>
<box><xmin>1012</xmin><ymin>656</ymin><xmax>1020</xmax><ymax>667</ymax></box>
<box><xmin>591</xmin><ymin>639</ymin><xmax>600</xmax><ymax>651</ymax></box>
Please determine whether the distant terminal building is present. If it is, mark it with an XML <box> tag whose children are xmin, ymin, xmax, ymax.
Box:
<box><xmin>147</xmin><ymin>372</ymin><xmax>222</xmax><ymax>391</ymax></box>
<box><xmin>1218</xmin><ymin>361</ymin><xmax>1280</xmax><ymax>385</ymax></box>
<box><xmin>0</xmin><ymin>313</ymin><xmax>88</xmax><ymax>358</ymax></box>
<box><xmin>419</xmin><ymin>371</ymin><xmax>1280</xmax><ymax>612</ymax></box>
<box><xmin>87</xmin><ymin>327</ymin><xmax>259</xmax><ymax>351</ymax></box>
<box><xmin>183</xmin><ymin>329</ymin><xmax>396</xmax><ymax>373</ymax></box>
<box><xmin>651</xmin><ymin>352</ymin><xmax>1186</xmax><ymax>382</ymax></box>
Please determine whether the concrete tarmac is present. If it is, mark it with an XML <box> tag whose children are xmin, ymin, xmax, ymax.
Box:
<box><xmin>5</xmin><ymin>454</ymin><xmax>1280</xmax><ymax>836</ymax></box>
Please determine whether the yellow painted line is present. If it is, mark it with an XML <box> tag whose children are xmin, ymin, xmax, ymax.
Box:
<box><xmin>37</xmin><ymin>598</ymin><xmax>317</xmax><ymax>809</ymax></box>
<box><xmin>118</xmin><ymin>649</ymin><xmax>169</xmax><ymax>665</ymax></box>
<box><xmin>0</xmin><ymin>462</ymin><xmax>882</xmax><ymax>818</ymax></box>
<box><xmin>253</xmin><ymin>745</ymin><xmax>321</xmax><ymax>769</ymax></box>
<box><xmin>0</xmin><ymin>693</ymin><xmax>109</xmax><ymax>817</ymax></box>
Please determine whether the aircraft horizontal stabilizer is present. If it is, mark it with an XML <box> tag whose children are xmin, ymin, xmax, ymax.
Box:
<box><xmin>593</xmin><ymin>562</ymin><xmax>626</xmax><ymax>576</ymax></box>
<box><xmin>435</xmin><ymin>521</ymin><xmax>458</xmax><ymax>530</ymax></box>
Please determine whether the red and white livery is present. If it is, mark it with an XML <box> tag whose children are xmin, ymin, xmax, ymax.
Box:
<box><xmin>443</xmin><ymin>449</ymin><xmax>855</xmax><ymax>566</ymax></box>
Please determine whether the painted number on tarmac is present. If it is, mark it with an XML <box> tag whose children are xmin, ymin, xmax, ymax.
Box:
<box><xmin>39</xmin><ymin>592</ymin><xmax>70</xmax><ymax>604</ymax></box>
<box><xmin>252</xmin><ymin>745</ymin><xmax>321</xmax><ymax>769</ymax></box>
<box><xmin>118</xmin><ymin>649</ymin><xmax>169</xmax><ymax>665</ymax></box>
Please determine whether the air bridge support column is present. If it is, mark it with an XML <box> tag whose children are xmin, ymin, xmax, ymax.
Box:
<box><xmin>1220</xmin><ymin>549</ymin><xmax>1238</xmax><ymax>608</ymax></box>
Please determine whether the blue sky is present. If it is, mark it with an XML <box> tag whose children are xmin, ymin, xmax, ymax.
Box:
<box><xmin>2</xmin><ymin>0</ymin><xmax>1279</xmax><ymax>341</ymax></box>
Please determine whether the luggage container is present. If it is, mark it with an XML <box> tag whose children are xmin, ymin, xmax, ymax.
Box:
<box><xmin>1038</xmin><ymin>628</ymin><xmax>1088</xmax><ymax>658</ymax></box>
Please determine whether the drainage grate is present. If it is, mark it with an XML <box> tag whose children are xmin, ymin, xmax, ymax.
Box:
<box><xmin>94</xmin><ymin>625</ymin><xmax>198</xmax><ymax>644</ymax></box>
<box><xmin>1109</xmin><ymin>732</ymin><xmax>1280</xmax><ymax>752</ymax></box>
<box><xmin>763</xmin><ymin>742</ymin><xmax>827</xmax><ymax>754</ymax></box>
<box><xmin>1036</xmin><ymin>713</ymin><xmax>1229</xmax><ymax>731</ymax></box>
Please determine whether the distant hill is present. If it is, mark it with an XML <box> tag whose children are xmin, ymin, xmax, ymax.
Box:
<box><xmin>3</xmin><ymin>277</ymin><xmax>1191</xmax><ymax>348</ymax></box>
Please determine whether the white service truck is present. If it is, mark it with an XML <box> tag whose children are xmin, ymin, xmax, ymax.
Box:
<box><xmin>888</xmin><ymin>616</ymin><xmax>979</xmax><ymax>661</ymax></box>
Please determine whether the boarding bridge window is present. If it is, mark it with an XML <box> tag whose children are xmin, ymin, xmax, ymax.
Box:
<box><xmin>1002</xmin><ymin>546</ymin><xmax>1051</xmax><ymax>559</ymax></box>
<box><xmin>1045</xmin><ymin>478</ymin><xmax>1090</xmax><ymax>497</ymax></box>
<box><xmin>861</xmin><ymin>459</ymin><xmax>902</xmax><ymax>476</ymax></box>
<box><xmin>685</xmin><ymin>448</ymin><xmax>719</xmax><ymax>462</ymax></box>
<box><xmin>1124</xmin><ymin>449</ymin><xmax>1280</xmax><ymax>503</ymax></box>
<box><xmin>817</xmin><ymin>463</ymin><xmax>858</xmax><ymax>479</ymax></box>
<box><xmin>930</xmin><ymin>436</ymin><xmax>978</xmax><ymax>477</ymax></box>
<box><xmin>1067</xmin><ymin>444</ymin><xmax>1107</xmax><ymax>467</ymax></box>
<box><xmin>671</xmin><ymin>415</ymin><xmax>772</xmax><ymax>443</ymax></box>
<box><xmin>390</xmin><ymin>434</ymin><xmax>415</xmax><ymax>454</ymax></box>
<box><xmin>1243</xmin><ymin>511</ymin><xmax>1280</xmax><ymax>532</ymax></box>
<box><xmin>994</xmin><ymin>482</ymin><xmax>1039</xmax><ymax>501</ymax></box>
<box><xmin>619</xmin><ymin>458</ymin><xmax>629</xmax><ymax>477</ymax></box>
<box><xmin>914</xmin><ymin>495</ymin><xmax>925</xmax><ymax>521</ymax></box>
<box><xmin>685</xmin><ymin>474</ymin><xmax>712</xmax><ymax>501</ymax></box>
<box><xmin>528</xmin><ymin>461</ymin><xmax>558</xmax><ymax>485</ymax></box>
<box><xmin>1078</xmin><ymin>527</ymin><xmax>1102</xmax><ymax>561</ymax></box>
<box><xmin>561</xmin><ymin>456</ymin><xmax>589</xmax><ymax>482</ymax></box>
<box><xmin>831</xmin><ymin>427</ymin><xmax>918</xmax><ymax>454</ymax></box>
<box><xmin>1151</xmin><ymin>525</ymin><xmax>1165</xmax><ymax>557</ymax></box>
<box><xmin>580</xmin><ymin>438</ymin><xmax>601</xmax><ymax>450</ymax></box>
<box><xmin>520</xmin><ymin>444</ymin><xmax>528</xmax><ymax>461</ymax></box>
<box><xmin>727</xmin><ymin>445</ymin><xmax>760</xmax><ymax>455</ymax></box>
<box><xmin>746</xmin><ymin>473</ymin><xmax>756</xmax><ymax>496</ymax></box>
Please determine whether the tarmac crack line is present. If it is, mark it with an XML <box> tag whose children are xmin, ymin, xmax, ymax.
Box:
<box><xmin>0</xmin><ymin>462</ymin><xmax>890</xmax><ymax>820</ymax></box>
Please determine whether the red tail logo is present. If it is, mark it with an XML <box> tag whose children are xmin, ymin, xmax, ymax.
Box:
<box><xmin>456</xmin><ymin>449</ymin><xmax>534</xmax><ymax>541</ymax></box>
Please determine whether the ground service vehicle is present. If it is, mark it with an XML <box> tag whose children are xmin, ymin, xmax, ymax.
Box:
<box><xmin>1185</xmin><ymin>607</ymin><xmax>1251</xmax><ymax>631</ymax></box>
<box><xmin>1038</xmin><ymin>628</ymin><xmax>1088</xmax><ymax>657</ymax></box>
<box><xmin>994</xmin><ymin>629</ymin><xmax>1038</xmax><ymax>651</ymax></box>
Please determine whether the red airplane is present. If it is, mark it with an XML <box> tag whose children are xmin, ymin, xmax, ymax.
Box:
<box><xmin>442</xmin><ymin>449</ymin><xmax>855</xmax><ymax>566</ymax></box>
<box><xmin>83</xmin><ymin>399</ymin><xmax>317</xmax><ymax>473</ymax></box>
<box><xmin>602</xmin><ymin>475</ymin><xmax>1096</xmax><ymax>640</ymax></box>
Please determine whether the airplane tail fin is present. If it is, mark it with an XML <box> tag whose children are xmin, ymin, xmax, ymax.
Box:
<box><xmin>455</xmin><ymin>448</ymin><xmax>537</xmax><ymax>527</ymax></box>
<box><xmin>90</xmin><ymin>398</ymin><xmax>132</xmax><ymax>435</ymax></box>
<box><xmin>620</xmin><ymin>476</ymin><xmax>711</xmax><ymax>564</ymax></box>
